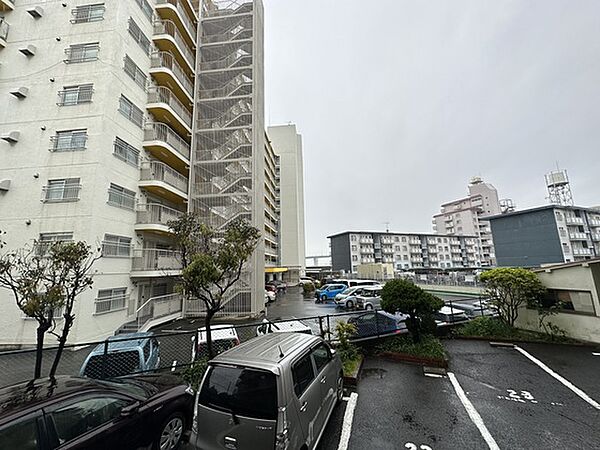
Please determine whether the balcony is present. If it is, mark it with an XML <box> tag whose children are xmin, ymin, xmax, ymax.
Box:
<box><xmin>589</xmin><ymin>219</ymin><xmax>600</xmax><ymax>227</ymax></box>
<box><xmin>569</xmin><ymin>231</ymin><xmax>588</xmax><ymax>241</ymax></box>
<box><xmin>153</xmin><ymin>19</ymin><xmax>195</xmax><ymax>74</ymax></box>
<box><xmin>147</xmin><ymin>86</ymin><xmax>192</xmax><ymax>136</ymax></box>
<box><xmin>0</xmin><ymin>18</ymin><xmax>8</xmax><ymax>48</ymax></box>
<box><xmin>572</xmin><ymin>248</ymin><xmax>593</xmax><ymax>256</ymax></box>
<box><xmin>150</xmin><ymin>51</ymin><xmax>194</xmax><ymax>104</ymax></box>
<box><xmin>591</xmin><ymin>233</ymin><xmax>600</xmax><ymax>242</ymax></box>
<box><xmin>143</xmin><ymin>122</ymin><xmax>191</xmax><ymax>174</ymax></box>
<box><xmin>566</xmin><ymin>216</ymin><xmax>585</xmax><ymax>225</ymax></box>
<box><xmin>131</xmin><ymin>248</ymin><xmax>182</xmax><ymax>277</ymax></box>
<box><xmin>135</xmin><ymin>203</ymin><xmax>184</xmax><ymax>234</ymax></box>
<box><xmin>0</xmin><ymin>0</ymin><xmax>14</xmax><ymax>12</ymax></box>
<box><xmin>155</xmin><ymin>0</ymin><xmax>197</xmax><ymax>46</ymax></box>
<box><xmin>139</xmin><ymin>161</ymin><xmax>189</xmax><ymax>203</ymax></box>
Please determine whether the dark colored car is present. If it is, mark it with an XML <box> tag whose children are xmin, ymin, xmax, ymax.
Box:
<box><xmin>0</xmin><ymin>374</ymin><xmax>194</xmax><ymax>450</ymax></box>
<box><xmin>347</xmin><ymin>311</ymin><xmax>408</xmax><ymax>339</ymax></box>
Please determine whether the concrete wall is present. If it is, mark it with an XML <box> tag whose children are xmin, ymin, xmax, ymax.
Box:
<box><xmin>491</xmin><ymin>208</ymin><xmax>564</xmax><ymax>267</ymax></box>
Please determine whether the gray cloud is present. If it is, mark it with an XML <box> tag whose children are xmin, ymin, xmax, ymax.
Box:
<box><xmin>264</xmin><ymin>0</ymin><xmax>600</xmax><ymax>255</ymax></box>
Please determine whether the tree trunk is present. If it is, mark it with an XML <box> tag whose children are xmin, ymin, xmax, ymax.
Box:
<box><xmin>34</xmin><ymin>325</ymin><xmax>47</xmax><ymax>379</ymax></box>
<box><xmin>410</xmin><ymin>314</ymin><xmax>420</xmax><ymax>344</ymax></box>
<box><xmin>49</xmin><ymin>316</ymin><xmax>73</xmax><ymax>378</ymax></box>
<box><xmin>205</xmin><ymin>310</ymin><xmax>215</xmax><ymax>359</ymax></box>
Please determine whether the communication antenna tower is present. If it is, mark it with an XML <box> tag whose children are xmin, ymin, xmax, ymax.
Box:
<box><xmin>545</xmin><ymin>169</ymin><xmax>574</xmax><ymax>206</ymax></box>
<box><xmin>499</xmin><ymin>199</ymin><xmax>516</xmax><ymax>214</ymax></box>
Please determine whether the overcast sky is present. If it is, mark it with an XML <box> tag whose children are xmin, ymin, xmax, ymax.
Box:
<box><xmin>263</xmin><ymin>0</ymin><xmax>600</xmax><ymax>256</ymax></box>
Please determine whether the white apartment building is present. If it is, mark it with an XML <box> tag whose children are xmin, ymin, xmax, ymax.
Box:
<box><xmin>267</xmin><ymin>124</ymin><xmax>306</xmax><ymax>282</ymax></box>
<box><xmin>0</xmin><ymin>0</ymin><xmax>275</xmax><ymax>346</ymax></box>
<box><xmin>329</xmin><ymin>231</ymin><xmax>481</xmax><ymax>274</ymax></box>
<box><xmin>433</xmin><ymin>177</ymin><xmax>502</xmax><ymax>266</ymax></box>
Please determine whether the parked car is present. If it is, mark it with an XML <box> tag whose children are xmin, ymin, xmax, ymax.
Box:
<box><xmin>192</xmin><ymin>324</ymin><xmax>240</xmax><ymax>360</ymax></box>
<box><xmin>191</xmin><ymin>333</ymin><xmax>343</xmax><ymax>450</ymax></box>
<box><xmin>300</xmin><ymin>277</ymin><xmax>320</xmax><ymax>288</ymax></box>
<box><xmin>315</xmin><ymin>283</ymin><xmax>347</xmax><ymax>303</ymax></box>
<box><xmin>256</xmin><ymin>318</ymin><xmax>313</xmax><ymax>336</ymax></box>
<box><xmin>266</xmin><ymin>280</ymin><xmax>287</xmax><ymax>294</ymax></box>
<box><xmin>333</xmin><ymin>286</ymin><xmax>363</xmax><ymax>302</ymax></box>
<box><xmin>0</xmin><ymin>374</ymin><xmax>194</xmax><ymax>450</ymax></box>
<box><xmin>352</xmin><ymin>286</ymin><xmax>383</xmax><ymax>309</ymax></box>
<box><xmin>265</xmin><ymin>289</ymin><xmax>276</xmax><ymax>303</ymax></box>
<box><xmin>434</xmin><ymin>306</ymin><xmax>470</xmax><ymax>326</ymax></box>
<box><xmin>80</xmin><ymin>332</ymin><xmax>160</xmax><ymax>379</ymax></box>
<box><xmin>451</xmin><ymin>302</ymin><xmax>497</xmax><ymax>318</ymax></box>
<box><xmin>357</xmin><ymin>295</ymin><xmax>382</xmax><ymax>310</ymax></box>
<box><xmin>329</xmin><ymin>279</ymin><xmax>381</xmax><ymax>288</ymax></box>
<box><xmin>347</xmin><ymin>311</ymin><xmax>407</xmax><ymax>339</ymax></box>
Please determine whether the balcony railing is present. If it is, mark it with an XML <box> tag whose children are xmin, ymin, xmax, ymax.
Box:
<box><xmin>200</xmin><ymin>73</ymin><xmax>252</xmax><ymax>99</ymax></box>
<box><xmin>144</xmin><ymin>122</ymin><xmax>191</xmax><ymax>160</ymax></box>
<box><xmin>569</xmin><ymin>232</ymin><xmax>588</xmax><ymax>240</ymax></box>
<box><xmin>136</xmin><ymin>293</ymin><xmax>183</xmax><ymax>331</ymax></box>
<box><xmin>136</xmin><ymin>203</ymin><xmax>184</xmax><ymax>226</ymax></box>
<box><xmin>566</xmin><ymin>216</ymin><xmax>585</xmax><ymax>225</ymax></box>
<box><xmin>202</xmin><ymin>0</ymin><xmax>252</xmax><ymax>18</ymax></box>
<box><xmin>572</xmin><ymin>248</ymin><xmax>593</xmax><ymax>256</ymax></box>
<box><xmin>147</xmin><ymin>86</ymin><xmax>192</xmax><ymax>127</ymax></box>
<box><xmin>153</xmin><ymin>19</ymin><xmax>195</xmax><ymax>66</ymax></box>
<box><xmin>150</xmin><ymin>51</ymin><xmax>194</xmax><ymax>97</ymax></box>
<box><xmin>197</xmin><ymin>100</ymin><xmax>252</xmax><ymax>129</ymax></box>
<box><xmin>155</xmin><ymin>0</ymin><xmax>197</xmax><ymax>40</ymax></box>
<box><xmin>132</xmin><ymin>248</ymin><xmax>182</xmax><ymax>271</ymax></box>
<box><xmin>199</xmin><ymin>48</ymin><xmax>251</xmax><ymax>71</ymax></box>
<box><xmin>140</xmin><ymin>161</ymin><xmax>189</xmax><ymax>193</ymax></box>
<box><xmin>42</xmin><ymin>184</ymin><xmax>82</xmax><ymax>203</ymax></box>
<box><xmin>201</xmin><ymin>23</ymin><xmax>252</xmax><ymax>44</ymax></box>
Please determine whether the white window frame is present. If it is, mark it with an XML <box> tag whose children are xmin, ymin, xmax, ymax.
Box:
<box><xmin>107</xmin><ymin>183</ymin><xmax>136</xmax><ymax>210</ymax></box>
<box><xmin>95</xmin><ymin>287</ymin><xmax>127</xmax><ymax>314</ymax></box>
<box><xmin>43</xmin><ymin>178</ymin><xmax>81</xmax><ymax>203</ymax></box>
<box><xmin>50</xmin><ymin>129</ymin><xmax>87</xmax><ymax>152</ymax></box>
<box><xmin>57</xmin><ymin>84</ymin><xmax>94</xmax><ymax>106</ymax></box>
<box><xmin>64</xmin><ymin>42</ymin><xmax>100</xmax><ymax>63</ymax></box>
<box><xmin>118</xmin><ymin>95</ymin><xmax>144</xmax><ymax>128</ymax></box>
<box><xmin>128</xmin><ymin>18</ymin><xmax>151</xmax><ymax>54</ymax></box>
<box><xmin>101</xmin><ymin>234</ymin><xmax>132</xmax><ymax>258</ymax></box>
<box><xmin>113</xmin><ymin>137</ymin><xmax>140</xmax><ymax>167</ymax></box>
<box><xmin>123</xmin><ymin>55</ymin><xmax>147</xmax><ymax>90</ymax></box>
<box><xmin>71</xmin><ymin>3</ymin><xmax>105</xmax><ymax>23</ymax></box>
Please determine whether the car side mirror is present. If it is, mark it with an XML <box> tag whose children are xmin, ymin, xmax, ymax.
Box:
<box><xmin>120</xmin><ymin>401</ymin><xmax>141</xmax><ymax>418</ymax></box>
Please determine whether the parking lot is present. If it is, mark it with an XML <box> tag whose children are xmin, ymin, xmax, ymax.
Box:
<box><xmin>319</xmin><ymin>339</ymin><xmax>600</xmax><ymax>450</ymax></box>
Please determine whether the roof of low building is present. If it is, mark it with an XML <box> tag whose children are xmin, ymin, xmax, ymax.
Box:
<box><xmin>327</xmin><ymin>230</ymin><xmax>478</xmax><ymax>239</ymax></box>
<box><xmin>533</xmin><ymin>257</ymin><xmax>600</xmax><ymax>272</ymax></box>
<box><xmin>487</xmin><ymin>204</ymin><xmax>598</xmax><ymax>221</ymax></box>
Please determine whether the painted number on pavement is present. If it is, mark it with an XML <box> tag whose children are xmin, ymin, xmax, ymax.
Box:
<box><xmin>405</xmin><ymin>444</ymin><xmax>433</xmax><ymax>450</ymax></box>
<box><xmin>498</xmin><ymin>389</ymin><xmax>538</xmax><ymax>404</ymax></box>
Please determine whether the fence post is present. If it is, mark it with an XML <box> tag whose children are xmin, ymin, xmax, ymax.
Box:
<box><xmin>448</xmin><ymin>298</ymin><xmax>454</xmax><ymax>323</ymax></box>
<box><xmin>101</xmin><ymin>339</ymin><xmax>109</xmax><ymax>380</ymax></box>
<box><xmin>326</xmin><ymin>314</ymin><xmax>331</xmax><ymax>343</ymax></box>
<box><xmin>318</xmin><ymin>316</ymin><xmax>324</xmax><ymax>339</ymax></box>
<box><xmin>375</xmin><ymin>310</ymin><xmax>380</xmax><ymax>338</ymax></box>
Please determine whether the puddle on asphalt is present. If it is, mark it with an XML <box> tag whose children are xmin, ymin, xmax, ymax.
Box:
<box><xmin>361</xmin><ymin>367</ymin><xmax>387</xmax><ymax>379</ymax></box>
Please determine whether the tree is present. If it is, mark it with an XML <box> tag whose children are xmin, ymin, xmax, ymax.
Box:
<box><xmin>0</xmin><ymin>241</ymin><xmax>99</xmax><ymax>378</ymax></box>
<box><xmin>381</xmin><ymin>279</ymin><xmax>443</xmax><ymax>343</ymax></box>
<box><xmin>480</xmin><ymin>267</ymin><xmax>545</xmax><ymax>327</ymax></box>
<box><xmin>169</xmin><ymin>214</ymin><xmax>260</xmax><ymax>358</ymax></box>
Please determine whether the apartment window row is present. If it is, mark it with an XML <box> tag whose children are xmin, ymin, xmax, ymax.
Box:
<box><xmin>95</xmin><ymin>287</ymin><xmax>127</xmax><ymax>314</ymax></box>
<box><xmin>42</xmin><ymin>178</ymin><xmax>81</xmax><ymax>203</ymax></box>
<box><xmin>113</xmin><ymin>137</ymin><xmax>140</xmax><ymax>167</ymax></box>
<box><xmin>64</xmin><ymin>42</ymin><xmax>100</xmax><ymax>63</ymax></box>
<box><xmin>49</xmin><ymin>129</ymin><xmax>87</xmax><ymax>152</ymax></box>
<box><xmin>57</xmin><ymin>84</ymin><xmax>94</xmax><ymax>106</ymax></box>
<box><xmin>134</xmin><ymin>0</ymin><xmax>153</xmax><ymax>21</ymax></box>
<box><xmin>118</xmin><ymin>95</ymin><xmax>144</xmax><ymax>128</ymax></box>
<box><xmin>71</xmin><ymin>3</ymin><xmax>105</xmax><ymax>23</ymax></box>
<box><xmin>123</xmin><ymin>55</ymin><xmax>147</xmax><ymax>90</ymax></box>
<box><xmin>128</xmin><ymin>18</ymin><xmax>151</xmax><ymax>55</ymax></box>
<box><xmin>101</xmin><ymin>234</ymin><xmax>132</xmax><ymax>257</ymax></box>
<box><xmin>107</xmin><ymin>183</ymin><xmax>136</xmax><ymax>210</ymax></box>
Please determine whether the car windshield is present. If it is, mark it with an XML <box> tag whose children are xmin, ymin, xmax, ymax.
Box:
<box><xmin>199</xmin><ymin>365</ymin><xmax>277</xmax><ymax>420</ymax></box>
<box><xmin>82</xmin><ymin>351</ymin><xmax>140</xmax><ymax>379</ymax></box>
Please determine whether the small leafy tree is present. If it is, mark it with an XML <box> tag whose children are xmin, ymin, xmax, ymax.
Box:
<box><xmin>169</xmin><ymin>214</ymin><xmax>260</xmax><ymax>358</ymax></box>
<box><xmin>480</xmin><ymin>268</ymin><xmax>545</xmax><ymax>327</ymax></box>
<box><xmin>335</xmin><ymin>321</ymin><xmax>358</xmax><ymax>362</ymax></box>
<box><xmin>381</xmin><ymin>279</ymin><xmax>443</xmax><ymax>343</ymax></box>
<box><xmin>0</xmin><ymin>241</ymin><xmax>100</xmax><ymax>378</ymax></box>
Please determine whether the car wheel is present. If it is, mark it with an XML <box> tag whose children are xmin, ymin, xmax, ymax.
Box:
<box><xmin>365</xmin><ymin>304</ymin><xmax>373</xmax><ymax>310</ymax></box>
<box><xmin>155</xmin><ymin>412</ymin><xmax>185</xmax><ymax>450</ymax></box>
<box><xmin>321</xmin><ymin>294</ymin><xmax>328</xmax><ymax>302</ymax></box>
<box><xmin>346</xmin><ymin>300</ymin><xmax>354</xmax><ymax>309</ymax></box>
<box><xmin>336</xmin><ymin>373</ymin><xmax>344</xmax><ymax>404</ymax></box>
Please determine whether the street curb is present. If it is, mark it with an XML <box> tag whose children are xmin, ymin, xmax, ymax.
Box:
<box><xmin>378</xmin><ymin>351</ymin><xmax>448</xmax><ymax>369</ymax></box>
<box><xmin>446</xmin><ymin>335</ymin><xmax>600</xmax><ymax>349</ymax></box>
<box><xmin>343</xmin><ymin>355</ymin><xmax>365</xmax><ymax>387</ymax></box>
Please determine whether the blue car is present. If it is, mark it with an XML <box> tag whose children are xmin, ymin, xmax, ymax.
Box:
<box><xmin>79</xmin><ymin>332</ymin><xmax>160</xmax><ymax>379</ymax></box>
<box><xmin>315</xmin><ymin>283</ymin><xmax>347</xmax><ymax>303</ymax></box>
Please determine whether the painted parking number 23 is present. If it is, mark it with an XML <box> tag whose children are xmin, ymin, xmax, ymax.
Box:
<box><xmin>405</xmin><ymin>444</ymin><xmax>433</xmax><ymax>450</ymax></box>
<box><xmin>507</xmin><ymin>389</ymin><xmax>535</xmax><ymax>401</ymax></box>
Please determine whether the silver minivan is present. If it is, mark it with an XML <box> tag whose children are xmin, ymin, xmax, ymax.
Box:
<box><xmin>190</xmin><ymin>333</ymin><xmax>343</xmax><ymax>450</ymax></box>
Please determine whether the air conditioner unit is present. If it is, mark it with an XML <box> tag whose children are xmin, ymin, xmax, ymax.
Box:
<box><xmin>0</xmin><ymin>180</ymin><xmax>10</xmax><ymax>192</ymax></box>
<box><xmin>1</xmin><ymin>131</ymin><xmax>20</xmax><ymax>143</ymax></box>
<box><xmin>19</xmin><ymin>45</ymin><xmax>37</xmax><ymax>56</ymax></box>
<box><xmin>9</xmin><ymin>87</ymin><xmax>29</xmax><ymax>99</ymax></box>
<box><xmin>26</xmin><ymin>6</ymin><xmax>44</xmax><ymax>18</ymax></box>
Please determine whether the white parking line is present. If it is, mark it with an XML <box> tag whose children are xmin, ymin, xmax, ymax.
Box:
<box><xmin>447</xmin><ymin>372</ymin><xmax>500</xmax><ymax>450</ymax></box>
<box><xmin>337</xmin><ymin>392</ymin><xmax>358</xmax><ymax>450</ymax></box>
<box><xmin>514</xmin><ymin>346</ymin><xmax>600</xmax><ymax>410</ymax></box>
<box><xmin>592</xmin><ymin>352</ymin><xmax>600</xmax><ymax>356</ymax></box>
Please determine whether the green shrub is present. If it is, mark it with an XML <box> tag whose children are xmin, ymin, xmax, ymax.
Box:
<box><xmin>302</xmin><ymin>282</ymin><xmax>315</xmax><ymax>297</ymax></box>
<box><xmin>181</xmin><ymin>358</ymin><xmax>208</xmax><ymax>390</ymax></box>
<box><xmin>456</xmin><ymin>316</ymin><xmax>516</xmax><ymax>338</ymax></box>
<box><xmin>335</xmin><ymin>321</ymin><xmax>361</xmax><ymax>375</ymax></box>
<box><xmin>376</xmin><ymin>334</ymin><xmax>445</xmax><ymax>360</ymax></box>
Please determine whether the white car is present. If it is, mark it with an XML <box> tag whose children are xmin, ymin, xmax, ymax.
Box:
<box><xmin>434</xmin><ymin>306</ymin><xmax>470</xmax><ymax>326</ymax></box>
<box><xmin>256</xmin><ymin>318</ymin><xmax>313</xmax><ymax>336</ymax></box>
<box><xmin>265</xmin><ymin>289</ymin><xmax>276</xmax><ymax>303</ymax></box>
<box><xmin>192</xmin><ymin>324</ymin><xmax>240</xmax><ymax>360</ymax></box>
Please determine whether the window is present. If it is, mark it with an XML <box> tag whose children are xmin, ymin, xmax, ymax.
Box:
<box><xmin>352</xmin><ymin>255</ymin><xmax>357</xmax><ymax>261</ymax></box>
<box><xmin>394</xmin><ymin>236</ymin><xmax>399</xmax><ymax>242</ymax></box>
<box><xmin>540</xmin><ymin>289</ymin><xmax>596</xmax><ymax>315</ymax></box>
<box><xmin>292</xmin><ymin>354</ymin><xmax>315</xmax><ymax>397</ymax></box>
<box><xmin>351</xmin><ymin>245</ymin><xmax>357</xmax><ymax>251</ymax></box>
<box><xmin>101</xmin><ymin>234</ymin><xmax>131</xmax><ymax>257</ymax></box>
<box><xmin>57</xmin><ymin>84</ymin><xmax>94</xmax><ymax>106</ymax></box>
<box><xmin>71</xmin><ymin>3</ymin><xmax>105</xmax><ymax>23</ymax></box>
<box><xmin>113</xmin><ymin>137</ymin><xmax>140</xmax><ymax>167</ymax></box>
<box><xmin>43</xmin><ymin>178</ymin><xmax>81</xmax><ymax>202</ymax></box>
<box><xmin>134</xmin><ymin>0</ymin><xmax>153</xmax><ymax>21</ymax></box>
<box><xmin>50</xmin><ymin>397</ymin><xmax>130</xmax><ymax>444</ymax></box>
<box><xmin>118</xmin><ymin>95</ymin><xmax>144</xmax><ymax>128</ymax></box>
<box><xmin>95</xmin><ymin>288</ymin><xmax>127</xmax><ymax>314</ymax></box>
<box><xmin>50</xmin><ymin>129</ymin><xmax>87</xmax><ymax>152</ymax></box>
<box><xmin>198</xmin><ymin>366</ymin><xmax>277</xmax><ymax>420</ymax></box>
<box><xmin>128</xmin><ymin>18</ymin><xmax>151</xmax><ymax>54</ymax></box>
<box><xmin>311</xmin><ymin>343</ymin><xmax>331</xmax><ymax>373</ymax></box>
<box><xmin>64</xmin><ymin>42</ymin><xmax>99</xmax><ymax>63</ymax></box>
<box><xmin>107</xmin><ymin>183</ymin><xmax>136</xmax><ymax>210</ymax></box>
<box><xmin>401</xmin><ymin>236</ymin><xmax>407</xmax><ymax>242</ymax></box>
<box><xmin>123</xmin><ymin>55</ymin><xmax>147</xmax><ymax>90</ymax></box>
<box><xmin>37</xmin><ymin>232</ymin><xmax>74</xmax><ymax>255</ymax></box>
<box><xmin>350</xmin><ymin>235</ymin><xmax>357</xmax><ymax>242</ymax></box>
<box><xmin>0</xmin><ymin>415</ymin><xmax>39</xmax><ymax>450</ymax></box>
<box><xmin>403</xmin><ymin>255</ymin><xmax>408</xmax><ymax>260</ymax></box>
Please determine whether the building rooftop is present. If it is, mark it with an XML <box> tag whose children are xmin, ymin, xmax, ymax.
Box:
<box><xmin>327</xmin><ymin>230</ymin><xmax>478</xmax><ymax>239</ymax></box>
<box><xmin>487</xmin><ymin>204</ymin><xmax>597</xmax><ymax>221</ymax></box>
<box><xmin>534</xmin><ymin>257</ymin><xmax>600</xmax><ymax>272</ymax></box>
